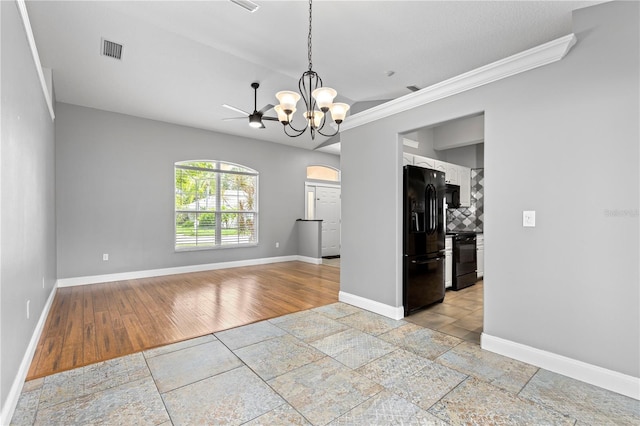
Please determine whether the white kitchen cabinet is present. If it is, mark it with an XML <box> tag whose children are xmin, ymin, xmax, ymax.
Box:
<box><xmin>445</xmin><ymin>237</ymin><xmax>453</xmax><ymax>289</ymax></box>
<box><xmin>444</xmin><ymin>163</ymin><xmax>459</xmax><ymax>185</ymax></box>
<box><xmin>433</xmin><ymin>159</ymin><xmax>447</xmax><ymax>176</ymax></box>
<box><xmin>476</xmin><ymin>233</ymin><xmax>484</xmax><ymax>278</ymax></box>
<box><xmin>413</xmin><ymin>155</ymin><xmax>437</xmax><ymax>169</ymax></box>
<box><xmin>458</xmin><ymin>165</ymin><xmax>471</xmax><ymax>207</ymax></box>
<box><xmin>402</xmin><ymin>153</ymin><xmax>414</xmax><ymax>166</ymax></box>
<box><xmin>404</xmin><ymin>156</ymin><xmax>471</xmax><ymax>207</ymax></box>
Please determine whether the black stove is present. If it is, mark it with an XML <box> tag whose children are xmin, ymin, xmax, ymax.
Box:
<box><xmin>448</xmin><ymin>232</ymin><xmax>477</xmax><ymax>290</ymax></box>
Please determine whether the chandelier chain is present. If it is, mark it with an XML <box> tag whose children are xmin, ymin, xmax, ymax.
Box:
<box><xmin>275</xmin><ymin>0</ymin><xmax>347</xmax><ymax>140</ymax></box>
<box><xmin>307</xmin><ymin>0</ymin><xmax>313</xmax><ymax>71</ymax></box>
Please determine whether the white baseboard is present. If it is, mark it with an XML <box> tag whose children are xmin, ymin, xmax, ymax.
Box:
<box><xmin>339</xmin><ymin>291</ymin><xmax>404</xmax><ymax>320</ymax></box>
<box><xmin>481</xmin><ymin>333</ymin><xmax>640</xmax><ymax>400</ymax></box>
<box><xmin>1</xmin><ymin>283</ymin><xmax>58</xmax><ymax>425</ymax></box>
<box><xmin>297</xmin><ymin>256</ymin><xmax>323</xmax><ymax>265</ymax></box>
<box><xmin>56</xmin><ymin>255</ymin><xmax>317</xmax><ymax>287</ymax></box>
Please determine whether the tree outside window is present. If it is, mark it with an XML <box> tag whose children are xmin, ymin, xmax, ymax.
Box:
<box><xmin>175</xmin><ymin>161</ymin><xmax>258</xmax><ymax>249</ymax></box>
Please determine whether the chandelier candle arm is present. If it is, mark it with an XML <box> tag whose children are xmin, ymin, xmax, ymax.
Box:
<box><xmin>274</xmin><ymin>0</ymin><xmax>349</xmax><ymax>140</ymax></box>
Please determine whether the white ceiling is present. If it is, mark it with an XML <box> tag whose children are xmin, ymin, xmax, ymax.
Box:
<box><xmin>26</xmin><ymin>0</ymin><xmax>604</xmax><ymax>153</ymax></box>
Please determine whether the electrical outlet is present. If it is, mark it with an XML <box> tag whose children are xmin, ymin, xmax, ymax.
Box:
<box><xmin>523</xmin><ymin>210</ymin><xmax>536</xmax><ymax>227</ymax></box>
<box><xmin>103</xmin><ymin>253</ymin><xmax>109</xmax><ymax>261</ymax></box>
<box><xmin>27</xmin><ymin>300</ymin><xmax>30</xmax><ymax>319</ymax></box>
<box><xmin>275</xmin><ymin>242</ymin><xmax>279</xmax><ymax>248</ymax></box>
<box><xmin>42</xmin><ymin>277</ymin><xmax>45</xmax><ymax>289</ymax></box>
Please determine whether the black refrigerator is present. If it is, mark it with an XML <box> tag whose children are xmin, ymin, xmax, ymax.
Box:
<box><xmin>403</xmin><ymin>165</ymin><xmax>446</xmax><ymax>316</ymax></box>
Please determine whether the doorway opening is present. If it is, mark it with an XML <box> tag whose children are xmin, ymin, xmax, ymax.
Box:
<box><xmin>401</xmin><ymin>113</ymin><xmax>485</xmax><ymax>341</ymax></box>
<box><xmin>305</xmin><ymin>165</ymin><xmax>341</xmax><ymax>258</ymax></box>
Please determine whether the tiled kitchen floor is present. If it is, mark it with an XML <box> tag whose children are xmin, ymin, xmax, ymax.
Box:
<box><xmin>11</xmin><ymin>284</ymin><xmax>640</xmax><ymax>425</ymax></box>
<box><xmin>405</xmin><ymin>281</ymin><xmax>484</xmax><ymax>345</ymax></box>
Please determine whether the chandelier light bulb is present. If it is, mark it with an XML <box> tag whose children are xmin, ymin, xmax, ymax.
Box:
<box><xmin>274</xmin><ymin>105</ymin><xmax>295</xmax><ymax>124</ymax></box>
<box><xmin>312</xmin><ymin>87</ymin><xmax>337</xmax><ymax>112</ymax></box>
<box><xmin>305</xmin><ymin>110</ymin><xmax>324</xmax><ymax>128</ymax></box>
<box><xmin>275</xmin><ymin>91</ymin><xmax>301</xmax><ymax>114</ymax></box>
<box><xmin>330</xmin><ymin>103</ymin><xmax>350</xmax><ymax>124</ymax></box>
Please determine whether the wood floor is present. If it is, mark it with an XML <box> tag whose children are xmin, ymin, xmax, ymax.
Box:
<box><xmin>27</xmin><ymin>261</ymin><xmax>339</xmax><ymax>380</ymax></box>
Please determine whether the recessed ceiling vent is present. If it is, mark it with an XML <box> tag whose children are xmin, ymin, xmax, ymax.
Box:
<box><xmin>230</xmin><ymin>0</ymin><xmax>260</xmax><ymax>13</ymax></box>
<box><xmin>101</xmin><ymin>38</ymin><xmax>123</xmax><ymax>60</ymax></box>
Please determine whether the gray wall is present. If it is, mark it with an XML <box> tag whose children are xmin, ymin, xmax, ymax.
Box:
<box><xmin>433</xmin><ymin>113</ymin><xmax>484</xmax><ymax>150</ymax></box>
<box><xmin>1</xmin><ymin>0</ymin><xmax>57</xmax><ymax>413</ymax></box>
<box><xmin>55</xmin><ymin>103</ymin><xmax>339</xmax><ymax>279</ymax></box>
<box><xmin>341</xmin><ymin>1</ymin><xmax>639</xmax><ymax>378</ymax></box>
<box><xmin>403</xmin><ymin>116</ymin><xmax>486</xmax><ymax>167</ymax></box>
<box><xmin>402</xmin><ymin>128</ymin><xmax>441</xmax><ymax>159</ymax></box>
<box><xmin>296</xmin><ymin>220</ymin><xmax>322</xmax><ymax>258</ymax></box>
<box><xmin>442</xmin><ymin>143</ymin><xmax>484</xmax><ymax>169</ymax></box>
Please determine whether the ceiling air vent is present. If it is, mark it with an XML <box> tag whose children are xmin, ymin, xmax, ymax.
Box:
<box><xmin>230</xmin><ymin>0</ymin><xmax>260</xmax><ymax>13</ymax></box>
<box><xmin>101</xmin><ymin>38</ymin><xmax>123</xmax><ymax>60</ymax></box>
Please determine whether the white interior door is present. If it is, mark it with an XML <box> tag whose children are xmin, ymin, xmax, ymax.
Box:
<box><xmin>315</xmin><ymin>186</ymin><xmax>341</xmax><ymax>257</ymax></box>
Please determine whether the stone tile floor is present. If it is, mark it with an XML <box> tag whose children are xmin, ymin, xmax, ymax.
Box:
<box><xmin>11</xmin><ymin>298</ymin><xmax>640</xmax><ymax>425</ymax></box>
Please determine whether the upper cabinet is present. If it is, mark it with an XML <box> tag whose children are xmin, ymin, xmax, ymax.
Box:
<box><xmin>409</xmin><ymin>154</ymin><xmax>472</xmax><ymax>207</ymax></box>
<box><xmin>432</xmin><ymin>159</ymin><xmax>447</xmax><ymax>176</ymax></box>
<box><xmin>402</xmin><ymin>153</ymin><xmax>414</xmax><ymax>166</ymax></box>
<box><xmin>414</xmin><ymin>156</ymin><xmax>437</xmax><ymax>169</ymax></box>
<box><xmin>444</xmin><ymin>163</ymin><xmax>459</xmax><ymax>185</ymax></box>
<box><xmin>458</xmin><ymin>166</ymin><xmax>471</xmax><ymax>207</ymax></box>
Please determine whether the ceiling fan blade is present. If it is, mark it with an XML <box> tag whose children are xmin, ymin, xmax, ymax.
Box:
<box><xmin>262</xmin><ymin>116</ymin><xmax>279</xmax><ymax>121</ymax></box>
<box><xmin>222</xmin><ymin>117</ymin><xmax>247</xmax><ymax>121</ymax></box>
<box><xmin>222</xmin><ymin>104</ymin><xmax>250</xmax><ymax>116</ymax></box>
<box><xmin>258</xmin><ymin>103</ymin><xmax>274</xmax><ymax>115</ymax></box>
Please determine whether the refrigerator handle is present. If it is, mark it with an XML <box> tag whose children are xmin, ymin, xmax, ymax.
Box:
<box><xmin>424</xmin><ymin>185</ymin><xmax>430</xmax><ymax>234</ymax></box>
<box><xmin>411</xmin><ymin>256</ymin><xmax>444</xmax><ymax>264</ymax></box>
<box><xmin>432</xmin><ymin>190</ymin><xmax>437</xmax><ymax>234</ymax></box>
<box><xmin>426</xmin><ymin>184</ymin><xmax>436</xmax><ymax>235</ymax></box>
<box><xmin>429</xmin><ymin>192</ymin><xmax>433</xmax><ymax>234</ymax></box>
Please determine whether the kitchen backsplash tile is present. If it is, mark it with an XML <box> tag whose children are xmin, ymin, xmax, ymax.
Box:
<box><xmin>447</xmin><ymin>169</ymin><xmax>484</xmax><ymax>233</ymax></box>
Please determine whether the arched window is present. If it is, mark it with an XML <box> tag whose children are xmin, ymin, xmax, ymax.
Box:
<box><xmin>175</xmin><ymin>160</ymin><xmax>258</xmax><ymax>250</ymax></box>
<box><xmin>306</xmin><ymin>165</ymin><xmax>340</xmax><ymax>182</ymax></box>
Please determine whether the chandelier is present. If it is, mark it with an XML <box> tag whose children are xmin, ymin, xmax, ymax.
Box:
<box><xmin>274</xmin><ymin>0</ymin><xmax>349</xmax><ymax>140</ymax></box>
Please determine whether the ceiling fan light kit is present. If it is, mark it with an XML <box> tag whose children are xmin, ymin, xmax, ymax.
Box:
<box><xmin>249</xmin><ymin>114</ymin><xmax>263</xmax><ymax>128</ymax></box>
<box><xmin>274</xmin><ymin>0</ymin><xmax>349</xmax><ymax>139</ymax></box>
<box><xmin>223</xmin><ymin>82</ymin><xmax>277</xmax><ymax>129</ymax></box>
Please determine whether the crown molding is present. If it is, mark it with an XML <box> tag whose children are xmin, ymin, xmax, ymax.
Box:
<box><xmin>16</xmin><ymin>0</ymin><xmax>55</xmax><ymax>121</ymax></box>
<box><xmin>340</xmin><ymin>33</ymin><xmax>577</xmax><ymax>132</ymax></box>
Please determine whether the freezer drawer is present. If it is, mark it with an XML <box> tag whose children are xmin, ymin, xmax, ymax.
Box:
<box><xmin>404</xmin><ymin>254</ymin><xmax>445</xmax><ymax>316</ymax></box>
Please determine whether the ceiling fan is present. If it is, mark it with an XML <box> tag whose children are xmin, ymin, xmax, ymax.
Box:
<box><xmin>222</xmin><ymin>82</ymin><xmax>278</xmax><ymax>129</ymax></box>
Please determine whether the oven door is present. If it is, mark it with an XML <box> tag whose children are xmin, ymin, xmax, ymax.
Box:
<box><xmin>454</xmin><ymin>235</ymin><xmax>477</xmax><ymax>276</ymax></box>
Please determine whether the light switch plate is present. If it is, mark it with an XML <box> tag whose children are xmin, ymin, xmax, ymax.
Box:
<box><xmin>523</xmin><ymin>210</ymin><xmax>536</xmax><ymax>227</ymax></box>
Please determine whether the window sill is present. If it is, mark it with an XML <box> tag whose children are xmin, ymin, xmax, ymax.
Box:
<box><xmin>175</xmin><ymin>243</ymin><xmax>258</xmax><ymax>253</ymax></box>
